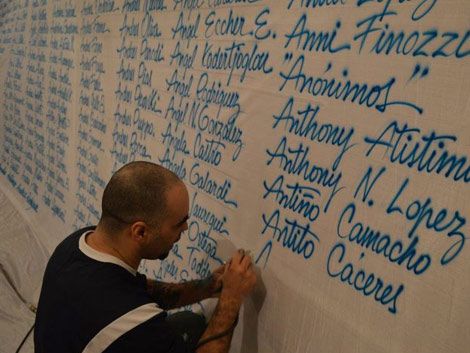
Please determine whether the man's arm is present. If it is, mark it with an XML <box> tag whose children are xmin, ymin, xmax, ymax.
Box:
<box><xmin>148</xmin><ymin>250</ymin><xmax>256</xmax><ymax>353</ymax></box>
<box><xmin>146</xmin><ymin>266</ymin><xmax>224</xmax><ymax>310</ymax></box>
<box><xmin>196</xmin><ymin>250</ymin><xmax>257</xmax><ymax>353</ymax></box>
<box><xmin>195</xmin><ymin>292</ymin><xmax>241</xmax><ymax>353</ymax></box>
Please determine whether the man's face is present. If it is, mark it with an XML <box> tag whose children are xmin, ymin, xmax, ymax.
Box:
<box><xmin>147</xmin><ymin>182</ymin><xmax>189</xmax><ymax>260</ymax></box>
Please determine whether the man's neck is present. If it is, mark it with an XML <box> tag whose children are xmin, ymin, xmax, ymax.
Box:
<box><xmin>86</xmin><ymin>229</ymin><xmax>140</xmax><ymax>270</ymax></box>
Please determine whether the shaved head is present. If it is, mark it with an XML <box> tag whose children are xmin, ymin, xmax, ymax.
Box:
<box><xmin>100</xmin><ymin>161</ymin><xmax>182</xmax><ymax>232</ymax></box>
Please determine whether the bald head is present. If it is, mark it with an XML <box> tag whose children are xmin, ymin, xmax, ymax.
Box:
<box><xmin>100</xmin><ymin>162</ymin><xmax>182</xmax><ymax>232</ymax></box>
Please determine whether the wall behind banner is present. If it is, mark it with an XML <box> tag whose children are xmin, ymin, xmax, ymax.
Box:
<box><xmin>0</xmin><ymin>0</ymin><xmax>469</xmax><ymax>352</ymax></box>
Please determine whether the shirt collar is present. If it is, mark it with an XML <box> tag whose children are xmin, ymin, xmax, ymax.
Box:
<box><xmin>78</xmin><ymin>231</ymin><xmax>137</xmax><ymax>276</ymax></box>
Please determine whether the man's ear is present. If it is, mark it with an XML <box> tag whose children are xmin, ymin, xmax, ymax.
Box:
<box><xmin>129</xmin><ymin>221</ymin><xmax>149</xmax><ymax>242</ymax></box>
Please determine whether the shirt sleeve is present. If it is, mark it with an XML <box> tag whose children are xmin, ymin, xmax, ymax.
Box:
<box><xmin>104</xmin><ymin>312</ymin><xmax>192</xmax><ymax>353</ymax></box>
<box><xmin>136</xmin><ymin>272</ymin><xmax>148</xmax><ymax>289</ymax></box>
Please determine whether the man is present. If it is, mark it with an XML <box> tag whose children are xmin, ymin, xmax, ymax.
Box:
<box><xmin>34</xmin><ymin>161</ymin><xmax>257</xmax><ymax>353</ymax></box>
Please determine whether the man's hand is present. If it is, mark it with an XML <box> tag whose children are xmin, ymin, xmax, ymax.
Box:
<box><xmin>221</xmin><ymin>249</ymin><xmax>257</xmax><ymax>302</ymax></box>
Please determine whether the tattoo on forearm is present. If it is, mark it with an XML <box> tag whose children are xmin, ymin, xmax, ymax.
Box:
<box><xmin>147</xmin><ymin>277</ymin><xmax>215</xmax><ymax>310</ymax></box>
<box><xmin>196</xmin><ymin>276</ymin><xmax>213</xmax><ymax>290</ymax></box>
<box><xmin>149</xmin><ymin>282</ymin><xmax>182</xmax><ymax>310</ymax></box>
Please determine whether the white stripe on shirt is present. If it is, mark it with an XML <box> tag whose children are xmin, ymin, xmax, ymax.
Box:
<box><xmin>82</xmin><ymin>303</ymin><xmax>163</xmax><ymax>353</ymax></box>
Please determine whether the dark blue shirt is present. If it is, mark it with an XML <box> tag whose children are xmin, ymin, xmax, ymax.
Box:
<box><xmin>34</xmin><ymin>226</ymin><xmax>188</xmax><ymax>353</ymax></box>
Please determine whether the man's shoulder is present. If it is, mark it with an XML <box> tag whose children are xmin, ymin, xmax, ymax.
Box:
<box><xmin>50</xmin><ymin>225</ymin><xmax>95</xmax><ymax>259</ymax></box>
<box><xmin>43</xmin><ymin>226</ymin><xmax>96</xmax><ymax>281</ymax></box>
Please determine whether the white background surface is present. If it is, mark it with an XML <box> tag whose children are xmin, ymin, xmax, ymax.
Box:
<box><xmin>0</xmin><ymin>1</ymin><xmax>469</xmax><ymax>352</ymax></box>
